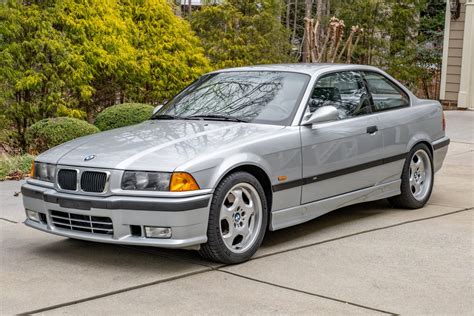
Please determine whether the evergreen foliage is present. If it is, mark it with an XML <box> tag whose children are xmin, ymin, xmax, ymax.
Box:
<box><xmin>94</xmin><ymin>103</ymin><xmax>154</xmax><ymax>131</ymax></box>
<box><xmin>332</xmin><ymin>0</ymin><xmax>425</xmax><ymax>89</ymax></box>
<box><xmin>0</xmin><ymin>0</ymin><xmax>210</xmax><ymax>151</ymax></box>
<box><xmin>0</xmin><ymin>0</ymin><xmax>448</xmax><ymax>159</ymax></box>
<box><xmin>0</xmin><ymin>1</ymin><xmax>84</xmax><ymax>150</ymax></box>
<box><xmin>416</xmin><ymin>0</ymin><xmax>445</xmax><ymax>98</ymax></box>
<box><xmin>191</xmin><ymin>0</ymin><xmax>292</xmax><ymax>68</ymax></box>
<box><xmin>25</xmin><ymin>117</ymin><xmax>100</xmax><ymax>153</ymax></box>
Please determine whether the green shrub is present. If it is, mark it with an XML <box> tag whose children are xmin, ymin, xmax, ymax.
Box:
<box><xmin>26</xmin><ymin>117</ymin><xmax>100</xmax><ymax>153</ymax></box>
<box><xmin>94</xmin><ymin>103</ymin><xmax>154</xmax><ymax>131</ymax></box>
<box><xmin>0</xmin><ymin>154</ymin><xmax>35</xmax><ymax>181</ymax></box>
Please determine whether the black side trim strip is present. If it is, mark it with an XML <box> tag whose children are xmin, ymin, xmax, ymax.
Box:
<box><xmin>433</xmin><ymin>138</ymin><xmax>450</xmax><ymax>150</ymax></box>
<box><xmin>22</xmin><ymin>187</ymin><xmax>44</xmax><ymax>200</ymax></box>
<box><xmin>22</xmin><ymin>187</ymin><xmax>210</xmax><ymax>212</ymax></box>
<box><xmin>270</xmin><ymin>179</ymin><xmax>306</xmax><ymax>192</ymax></box>
<box><xmin>45</xmin><ymin>195</ymin><xmax>93</xmax><ymax>211</ymax></box>
<box><xmin>108</xmin><ymin>199</ymin><xmax>210</xmax><ymax>212</ymax></box>
<box><xmin>272</xmin><ymin>153</ymin><xmax>407</xmax><ymax>192</ymax></box>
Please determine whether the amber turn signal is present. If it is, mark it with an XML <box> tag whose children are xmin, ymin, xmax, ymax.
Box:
<box><xmin>29</xmin><ymin>161</ymin><xmax>35</xmax><ymax>178</ymax></box>
<box><xmin>170</xmin><ymin>172</ymin><xmax>200</xmax><ymax>192</ymax></box>
<box><xmin>277</xmin><ymin>175</ymin><xmax>288</xmax><ymax>182</ymax></box>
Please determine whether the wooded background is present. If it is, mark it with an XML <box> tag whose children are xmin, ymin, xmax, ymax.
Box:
<box><xmin>0</xmin><ymin>0</ymin><xmax>444</xmax><ymax>153</ymax></box>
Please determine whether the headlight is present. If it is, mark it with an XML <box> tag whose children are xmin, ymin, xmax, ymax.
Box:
<box><xmin>121</xmin><ymin>171</ymin><xmax>200</xmax><ymax>191</ymax></box>
<box><xmin>121</xmin><ymin>171</ymin><xmax>171</xmax><ymax>191</ymax></box>
<box><xmin>32</xmin><ymin>162</ymin><xmax>56</xmax><ymax>182</ymax></box>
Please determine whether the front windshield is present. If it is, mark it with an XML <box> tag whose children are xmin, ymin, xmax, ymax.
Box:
<box><xmin>154</xmin><ymin>71</ymin><xmax>310</xmax><ymax>125</ymax></box>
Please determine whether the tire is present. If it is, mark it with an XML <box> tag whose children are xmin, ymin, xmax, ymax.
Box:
<box><xmin>388</xmin><ymin>143</ymin><xmax>434</xmax><ymax>209</ymax></box>
<box><xmin>199</xmin><ymin>172</ymin><xmax>268</xmax><ymax>264</ymax></box>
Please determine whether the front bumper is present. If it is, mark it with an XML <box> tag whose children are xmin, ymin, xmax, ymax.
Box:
<box><xmin>21</xmin><ymin>183</ymin><xmax>211</xmax><ymax>249</ymax></box>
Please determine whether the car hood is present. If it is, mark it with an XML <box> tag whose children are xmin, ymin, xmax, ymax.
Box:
<box><xmin>38</xmin><ymin>120</ymin><xmax>285</xmax><ymax>171</ymax></box>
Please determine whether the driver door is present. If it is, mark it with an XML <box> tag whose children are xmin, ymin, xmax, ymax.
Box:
<box><xmin>300</xmin><ymin>71</ymin><xmax>384</xmax><ymax>204</ymax></box>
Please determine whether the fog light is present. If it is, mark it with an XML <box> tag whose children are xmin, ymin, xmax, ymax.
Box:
<box><xmin>26</xmin><ymin>209</ymin><xmax>40</xmax><ymax>222</ymax></box>
<box><xmin>144</xmin><ymin>226</ymin><xmax>172</xmax><ymax>239</ymax></box>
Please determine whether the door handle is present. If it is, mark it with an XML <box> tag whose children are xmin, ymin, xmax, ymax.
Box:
<box><xmin>366</xmin><ymin>125</ymin><xmax>378</xmax><ymax>134</ymax></box>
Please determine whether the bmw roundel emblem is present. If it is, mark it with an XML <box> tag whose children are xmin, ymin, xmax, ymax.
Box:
<box><xmin>84</xmin><ymin>155</ymin><xmax>96</xmax><ymax>161</ymax></box>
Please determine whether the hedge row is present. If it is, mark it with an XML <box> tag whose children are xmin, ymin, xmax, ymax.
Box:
<box><xmin>94</xmin><ymin>103</ymin><xmax>154</xmax><ymax>131</ymax></box>
<box><xmin>26</xmin><ymin>103</ymin><xmax>154</xmax><ymax>153</ymax></box>
<box><xmin>26</xmin><ymin>117</ymin><xmax>100</xmax><ymax>153</ymax></box>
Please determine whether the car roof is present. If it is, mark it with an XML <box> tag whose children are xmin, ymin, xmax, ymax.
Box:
<box><xmin>209</xmin><ymin>63</ymin><xmax>382</xmax><ymax>76</ymax></box>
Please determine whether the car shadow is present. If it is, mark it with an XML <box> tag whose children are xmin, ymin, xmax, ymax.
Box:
<box><xmin>30</xmin><ymin>199</ymin><xmax>402</xmax><ymax>267</ymax></box>
<box><xmin>259</xmin><ymin>199</ymin><xmax>398</xmax><ymax>251</ymax></box>
<box><xmin>130</xmin><ymin>199</ymin><xmax>402</xmax><ymax>264</ymax></box>
<box><xmin>30</xmin><ymin>238</ymin><xmax>201</xmax><ymax>273</ymax></box>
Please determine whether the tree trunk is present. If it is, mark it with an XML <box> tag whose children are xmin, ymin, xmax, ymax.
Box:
<box><xmin>422</xmin><ymin>79</ymin><xmax>430</xmax><ymax>99</ymax></box>
<box><xmin>315</xmin><ymin>0</ymin><xmax>324</xmax><ymax>49</ymax></box>
<box><xmin>312</xmin><ymin>20</ymin><xmax>320</xmax><ymax>61</ymax></box>
<box><xmin>302</xmin><ymin>0</ymin><xmax>312</xmax><ymax>62</ymax></box>
<box><xmin>318</xmin><ymin>24</ymin><xmax>331</xmax><ymax>62</ymax></box>
<box><xmin>15</xmin><ymin>116</ymin><xmax>27</xmax><ymax>153</ymax></box>
<box><xmin>84</xmin><ymin>103</ymin><xmax>94</xmax><ymax>124</ymax></box>
<box><xmin>315</xmin><ymin>0</ymin><xmax>322</xmax><ymax>27</ymax></box>
<box><xmin>435</xmin><ymin>69</ymin><xmax>441</xmax><ymax>99</ymax></box>
<box><xmin>286</xmin><ymin>0</ymin><xmax>291</xmax><ymax>29</ymax></box>
<box><xmin>291</xmin><ymin>0</ymin><xmax>298</xmax><ymax>44</ymax></box>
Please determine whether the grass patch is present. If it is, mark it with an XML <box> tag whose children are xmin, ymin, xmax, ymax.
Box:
<box><xmin>0</xmin><ymin>154</ymin><xmax>35</xmax><ymax>181</ymax></box>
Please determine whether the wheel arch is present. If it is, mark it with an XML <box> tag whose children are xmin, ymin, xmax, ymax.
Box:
<box><xmin>407</xmin><ymin>132</ymin><xmax>434</xmax><ymax>158</ymax></box>
<box><xmin>217</xmin><ymin>164</ymin><xmax>273</xmax><ymax>215</ymax></box>
<box><xmin>409</xmin><ymin>140</ymin><xmax>434</xmax><ymax>157</ymax></box>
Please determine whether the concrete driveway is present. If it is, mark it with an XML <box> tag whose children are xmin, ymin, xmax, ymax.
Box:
<box><xmin>1</xmin><ymin>111</ymin><xmax>473</xmax><ymax>315</ymax></box>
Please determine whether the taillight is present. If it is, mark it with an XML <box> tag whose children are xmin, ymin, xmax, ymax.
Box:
<box><xmin>442</xmin><ymin>111</ymin><xmax>446</xmax><ymax>131</ymax></box>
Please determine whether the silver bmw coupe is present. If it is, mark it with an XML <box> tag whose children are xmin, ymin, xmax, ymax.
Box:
<box><xmin>22</xmin><ymin>64</ymin><xmax>449</xmax><ymax>263</ymax></box>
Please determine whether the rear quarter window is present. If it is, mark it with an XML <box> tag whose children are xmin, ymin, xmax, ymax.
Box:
<box><xmin>363</xmin><ymin>71</ymin><xmax>410</xmax><ymax>111</ymax></box>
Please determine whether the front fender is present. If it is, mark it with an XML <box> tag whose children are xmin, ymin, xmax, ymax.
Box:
<box><xmin>181</xmin><ymin>152</ymin><xmax>273</xmax><ymax>190</ymax></box>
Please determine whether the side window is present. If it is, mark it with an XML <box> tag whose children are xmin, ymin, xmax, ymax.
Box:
<box><xmin>362</xmin><ymin>72</ymin><xmax>410</xmax><ymax>111</ymax></box>
<box><xmin>308</xmin><ymin>71</ymin><xmax>371</xmax><ymax>120</ymax></box>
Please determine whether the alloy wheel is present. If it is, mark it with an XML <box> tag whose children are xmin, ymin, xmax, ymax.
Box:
<box><xmin>409</xmin><ymin>149</ymin><xmax>432</xmax><ymax>201</ymax></box>
<box><xmin>219</xmin><ymin>183</ymin><xmax>263</xmax><ymax>253</ymax></box>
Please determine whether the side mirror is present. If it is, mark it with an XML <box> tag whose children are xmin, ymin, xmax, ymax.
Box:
<box><xmin>152</xmin><ymin>104</ymin><xmax>164</xmax><ymax>115</ymax></box>
<box><xmin>302</xmin><ymin>106</ymin><xmax>339</xmax><ymax>125</ymax></box>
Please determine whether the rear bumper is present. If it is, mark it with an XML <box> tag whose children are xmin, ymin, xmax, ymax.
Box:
<box><xmin>432</xmin><ymin>137</ymin><xmax>450</xmax><ymax>173</ymax></box>
<box><xmin>21</xmin><ymin>183</ymin><xmax>211</xmax><ymax>249</ymax></box>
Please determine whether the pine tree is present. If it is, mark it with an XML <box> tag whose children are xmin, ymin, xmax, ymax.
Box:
<box><xmin>190</xmin><ymin>0</ymin><xmax>292</xmax><ymax>69</ymax></box>
<box><xmin>0</xmin><ymin>0</ymin><xmax>210</xmax><ymax>150</ymax></box>
<box><xmin>0</xmin><ymin>1</ymin><xmax>82</xmax><ymax>149</ymax></box>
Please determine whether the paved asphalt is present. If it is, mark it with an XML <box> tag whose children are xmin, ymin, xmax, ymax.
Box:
<box><xmin>1</xmin><ymin>111</ymin><xmax>473</xmax><ymax>315</ymax></box>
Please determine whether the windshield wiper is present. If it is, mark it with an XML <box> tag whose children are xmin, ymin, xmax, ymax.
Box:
<box><xmin>186</xmin><ymin>114</ymin><xmax>248</xmax><ymax>123</ymax></box>
<box><xmin>150</xmin><ymin>114</ymin><xmax>183</xmax><ymax>120</ymax></box>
